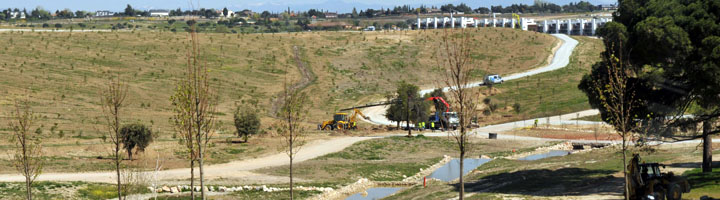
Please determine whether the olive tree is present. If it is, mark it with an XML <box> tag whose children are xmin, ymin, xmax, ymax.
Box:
<box><xmin>119</xmin><ymin>123</ymin><xmax>154</xmax><ymax>160</ymax></box>
<box><xmin>233</xmin><ymin>106</ymin><xmax>261</xmax><ymax>142</ymax></box>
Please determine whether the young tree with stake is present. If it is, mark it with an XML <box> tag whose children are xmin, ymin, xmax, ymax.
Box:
<box><xmin>100</xmin><ymin>76</ymin><xmax>128</xmax><ymax>200</ymax></box>
<box><xmin>9</xmin><ymin>97</ymin><xmax>44</xmax><ymax>200</ymax></box>
<box><xmin>437</xmin><ymin>28</ymin><xmax>481</xmax><ymax>200</ymax></box>
<box><xmin>170</xmin><ymin>20</ymin><xmax>217</xmax><ymax>200</ymax></box>
<box><xmin>277</xmin><ymin>46</ymin><xmax>310</xmax><ymax>200</ymax></box>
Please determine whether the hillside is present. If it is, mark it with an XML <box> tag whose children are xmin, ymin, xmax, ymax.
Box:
<box><xmin>0</xmin><ymin>28</ymin><xmax>556</xmax><ymax>139</ymax></box>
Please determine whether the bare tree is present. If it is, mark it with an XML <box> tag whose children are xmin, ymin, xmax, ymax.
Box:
<box><xmin>437</xmin><ymin>29</ymin><xmax>481</xmax><ymax>200</ymax></box>
<box><xmin>277</xmin><ymin>46</ymin><xmax>310</xmax><ymax>200</ymax></box>
<box><xmin>170</xmin><ymin>21</ymin><xmax>216</xmax><ymax>200</ymax></box>
<box><xmin>100</xmin><ymin>76</ymin><xmax>128</xmax><ymax>200</ymax></box>
<box><xmin>9</xmin><ymin>97</ymin><xmax>44</xmax><ymax>200</ymax></box>
<box><xmin>591</xmin><ymin>43</ymin><xmax>640</xmax><ymax>200</ymax></box>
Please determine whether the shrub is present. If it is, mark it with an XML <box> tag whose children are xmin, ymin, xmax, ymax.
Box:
<box><xmin>233</xmin><ymin>106</ymin><xmax>261</xmax><ymax>142</ymax></box>
<box><xmin>119</xmin><ymin>123</ymin><xmax>153</xmax><ymax>160</ymax></box>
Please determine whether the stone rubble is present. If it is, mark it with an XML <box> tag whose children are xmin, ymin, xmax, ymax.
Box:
<box><xmin>148</xmin><ymin>184</ymin><xmax>333</xmax><ymax>194</ymax></box>
<box><xmin>310</xmin><ymin>178</ymin><xmax>371</xmax><ymax>200</ymax></box>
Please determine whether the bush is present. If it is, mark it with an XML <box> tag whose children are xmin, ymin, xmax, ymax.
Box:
<box><xmin>54</xmin><ymin>23</ymin><xmax>62</xmax><ymax>28</ymax></box>
<box><xmin>234</xmin><ymin>106</ymin><xmax>261</xmax><ymax>142</ymax></box>
<box><xmin>42</xmin><ymin>23</ymin><xmax>49</xmax><ymax>28</ymax></box>
<box><xmin>119</xmin><ymin>123</ymin><xmax>153</xmax><ymax>160</ymax></box>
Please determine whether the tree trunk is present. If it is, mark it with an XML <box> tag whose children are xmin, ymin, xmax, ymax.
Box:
<box><xmin>127</xmin><ymin>150</ymin><xmax>133</xmax><ymax>161</ymax></box>
<box><xmin>622</xmin><ymin>134</ymin><xmax>628</xmax><ymax>200</ymax></box>
<box><xmin>25</xmin><ymin>175</ymin><xmax>31</xmax><ymax>200</ymax></box>
<box><xmin>459</xmin><ymin>149</ymin><xmax>465</xmax><ymax>200</ymax></box>
<box><xmin>703</xmin><ymin>119</ymin><xmax>713</xmax><ymax>173</ymax></box>
<box><xmin>290</xmin><ymin>148</ymin><xmax>294</xmax><ymax>200</ymax></box>
<box><xmin>114</xmin><ymin>105</ymin><xmax>123</xmax><ymax>200</ymax></box>
<box><xmin>116</xmin><ymin>141</ymin><xmax>122</xmax><ymax>200</ymax></box>
<box><xmin>406</xmin><ymin>96</ymin><xmax>412</xmax><ymax>137</ymax></box>
<box><xmin>198</xmin><ymin>137</ymin><xmax>205</xmax><ymax>200</ymax></box>
<box><xmin>22</xmin><ymin>135</ymin><xmax>32</xmax><ymax>200</ymax></box>
<box><xmin>244</xmin><ymin>134</ymin><xmax>248</xmax><ymax>143</ymax></box>
<box><xmin>190</xmin><ymin>158</ymin><xmax>195</xmax><ymax>200</ymax></box>
<box><xmin>25</xmin><ymin>157</ymin><xmax>31</xmax><ymax>200</ymax></box>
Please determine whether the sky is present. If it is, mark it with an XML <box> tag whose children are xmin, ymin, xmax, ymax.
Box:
<box><xmin>3</xmin><ymin>0</ymin><xmax>617</xmax><ymax>13</ymax></box>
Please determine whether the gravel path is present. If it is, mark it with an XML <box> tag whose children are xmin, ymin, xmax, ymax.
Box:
<box><xmin>0</xmin><ymin>137</ymin><xmax>374</xmax><ymax>183</ymax></box>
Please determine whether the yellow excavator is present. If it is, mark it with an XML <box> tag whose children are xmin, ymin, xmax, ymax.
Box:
<box><xmin>627</xmin><ymin>154</ymin><xmax>690</xmax><ymax>200</ymax></box>
<box><xmin>319</xmin><ymin>108</ymin><xmax>370</xmax><ymax>130</ymax></box>
<box><xmin>512</xmin><ymin>13</ymin><xmax>521</xmax><ymax>29</ymax></box>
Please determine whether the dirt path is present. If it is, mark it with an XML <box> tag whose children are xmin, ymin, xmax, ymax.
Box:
<box><xmin>0</xmin><ymin>137</ymin><xmax>373</xmax><ymax>183</ymax></box>
<box><xmin>270</xmin><ymin>46</ymin><xmax>316</xmax><ymax>117</ymax></box>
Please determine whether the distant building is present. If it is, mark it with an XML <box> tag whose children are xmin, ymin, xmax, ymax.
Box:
<box><xmin>325</xmin><ymin>12</ymin><xmax>338</xmax><ymax>19</ymax></box>
<box><xmin>95</xmin><ymin>10</ymin><xmax>115</xmax><ymax>17</ymax></box>
<box><xmin>599</xmin><ymin>4</ymin><xmax>618</xmax><ymax>11</ymax></box>
<box><xmin>149</xmin><ymin>9</ymin><xmax>170</xmax><ymax>17</ymax></box>
<box><xmin>9</xmin><ymin>11</ymin><xmax>26</xmax><ymax>19</ymax></box>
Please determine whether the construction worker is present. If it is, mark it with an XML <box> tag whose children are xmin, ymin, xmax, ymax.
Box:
<box><xmin>421</xmin><ymin>122</ymin><xmax>425</xmax><ymax>131</ymax></box>
<box><xmin>431</xmin><ymin>122</ymin><xmax>435</xmax><ymax>132</ymax></box>
<box><xmin>353</xmin><ymin>121</ymin><xmax>356</xmax><ymax>129</ymax></box>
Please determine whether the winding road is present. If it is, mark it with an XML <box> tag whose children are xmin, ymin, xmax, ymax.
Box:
<box><xmin>362</xmin><ymin>34</ymin><xmax>579</xmax><ymax>126</ymax></box>
<box><xmin>0</xmin><ymin>34</ymin><xmax>587</xmax><ymax>184</ymax></box>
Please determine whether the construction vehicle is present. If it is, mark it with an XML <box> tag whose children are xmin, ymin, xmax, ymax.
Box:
<box><xmin>512</xmin><ymin>13</ymin><xmax>521</xmax><ymax>29</ymax></box>
<box><xmin>426</xmin><ymin>97</ymin><xmax>459</xmax><ymax>130</ymax></box>
<box><xmin>319</xmin><ymin>96</ymin><xmax>459</xmax><ymax>131</ymax></box>
<box><xmin>627</xmin><ymin>154</ymin><xmax>690</xmax><ymax>200</ymax></box>
<box><xmin>318</xmin><ymin>108</ymin><xmax>370</xmax><ymax>130</ymax></box>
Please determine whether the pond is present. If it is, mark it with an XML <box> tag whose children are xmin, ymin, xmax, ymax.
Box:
<box><xmin>345</xmin><ymin>187</ymin><xmax>404</xmax><ymax>200</ymax></box>
<box><xmin>518</xmin><ymin>150</ymin><xmax>572</xmax><ymax>161</ymax></box>
<box><xmin>428</xmin><ymin>158</ymin><xmax>492</xmax><ymax>182</ymax></box>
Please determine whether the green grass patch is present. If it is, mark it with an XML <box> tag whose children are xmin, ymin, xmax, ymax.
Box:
<box><xmin>490</xmin><ymin>36</ymin><xmax>602</xmax><ymax>121</ymax></box>
<box><xmin>683</xmin><ymin>167</ymin><xmax>720</xmax><ymax>199</ymax></box>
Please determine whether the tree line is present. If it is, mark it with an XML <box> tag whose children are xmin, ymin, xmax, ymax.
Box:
<box><xmin>1</xmin><ymin>1</ymin><xmax>610</xmax><ymax>22</ymax></box>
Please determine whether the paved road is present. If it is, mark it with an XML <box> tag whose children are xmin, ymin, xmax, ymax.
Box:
<box><xmin>363</xmin><ymin>34</ymin><xmax>579</xmax><ymax>125</ymax></box>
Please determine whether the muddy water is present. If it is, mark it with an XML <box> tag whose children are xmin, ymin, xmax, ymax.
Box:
<box><xmin>345</xmin><ymin>187</ymin><xmax>404</xmax><ymax>200</ymax></box>
<box><xmin>428</xmin><ymin>158</ymin><xmax>492</xmax><ymax>182</ymax></box>
<box><xmin>518</xmin><ymin>150</ymin><xmax>572</xmax><ymax>161</ymax></box>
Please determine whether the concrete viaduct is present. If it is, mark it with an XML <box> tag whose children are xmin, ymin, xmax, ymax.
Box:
<box><xmin>413</xmin><ymin>14</ymin><xmax>612</xmax><ymax>36</ymax></box>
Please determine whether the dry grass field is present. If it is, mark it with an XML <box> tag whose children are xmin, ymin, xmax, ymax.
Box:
<box><xmin>0</xmin><ymin>28</ymin><xmax>556</xmax><ymax>172</ymax></box>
